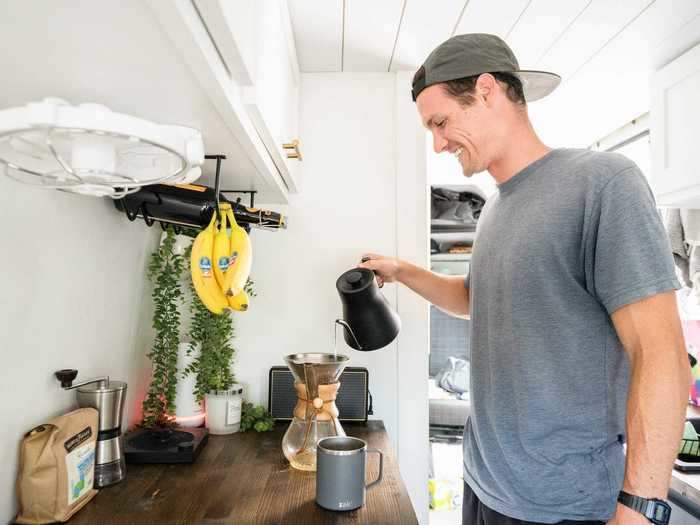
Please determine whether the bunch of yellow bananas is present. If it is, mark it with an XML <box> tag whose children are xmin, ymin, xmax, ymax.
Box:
<box><xmin>190</xmin><ymin>203</ymin><xmax>253</xmax><ymax>314</ymax></box>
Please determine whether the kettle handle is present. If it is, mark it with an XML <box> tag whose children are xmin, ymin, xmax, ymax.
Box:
<box><xmin>335</xmin><ymin>319</ymin><xmax>363</xmax><ymax>350</ymax></box>
<box><xmin>360</xmin><ymin>257</ymin><xmax>383</xmax><ymax>288</ymax></box>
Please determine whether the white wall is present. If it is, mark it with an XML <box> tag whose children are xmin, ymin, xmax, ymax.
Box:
<box><xmin>234</xmin><ymin>72</ymin><xmax>430</xmax><ymax>523</ymax></box>
<box><xmin>0</xmin><ymin>177</ymin><xmax>159</xmax><ymax>519</ymax></box>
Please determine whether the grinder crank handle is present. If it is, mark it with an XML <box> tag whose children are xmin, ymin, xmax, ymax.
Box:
<box><xmin>54</xmin><ymin>369</ymin><xmax>109</xmax><ymax>389</ymax></box>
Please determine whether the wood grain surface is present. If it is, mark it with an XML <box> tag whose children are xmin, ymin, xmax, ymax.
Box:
<box><xmin>69</xmin><ymin>420</ymin><xmax>418</xmax><ymax>525</ymax></box>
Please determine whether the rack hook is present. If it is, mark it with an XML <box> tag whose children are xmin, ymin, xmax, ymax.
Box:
<box><xmin>141</xmin><ymin>204</ymin><xmax>154</xmax><ymax>227</ymax></box>
<box><xmin>125</xmin><ymin>206</ymin><xmax>138</xmax><ymax>222</ymax></box>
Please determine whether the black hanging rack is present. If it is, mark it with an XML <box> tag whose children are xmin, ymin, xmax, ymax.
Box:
<box><xmin>114</xmin><ymin>154</ymin><xmax>286</xmax><ymax>234</ymax></box>
<box><xmin>221</xmin><ymin>190</ymin><xmax>257</xmax><ymax>209</ymax></box>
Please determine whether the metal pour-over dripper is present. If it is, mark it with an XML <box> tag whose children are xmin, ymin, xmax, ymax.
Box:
<box><xmin>281</xmin><ymin>353</ymin><xmax>349</xmax><ymax>471</ymax></box>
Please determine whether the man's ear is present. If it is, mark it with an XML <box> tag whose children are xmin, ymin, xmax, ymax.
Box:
<box><xmin>475</xmin><ymin>73</ymin><xmax>496</xmax><ymax>106</ymax></box>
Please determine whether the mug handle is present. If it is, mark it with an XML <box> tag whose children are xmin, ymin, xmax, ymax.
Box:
<box><xmin>366</xmin><ymin>448</ymin><xmax>384</xmax><ymax>489</ymax></box>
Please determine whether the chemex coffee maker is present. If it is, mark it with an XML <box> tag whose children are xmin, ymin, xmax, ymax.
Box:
<box><xmin>281</xmin><ymin>353</ymin><xmax>349</xmax><ymax>471</ymax></box>
<box><xmin>281</xmin><ymin>264</ymin><xmax>401</xmax><ymax>472</ymax></box>
<box><xmin>55</xmin><ymin>369</ymin><xmax>127</xmax><ymax>488</ymax></box>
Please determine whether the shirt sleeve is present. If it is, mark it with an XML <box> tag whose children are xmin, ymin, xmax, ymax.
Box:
<box><xmin>588</xmin><ymin>166</ymin><xmax>680</xmax><ymax>314</ymax></box>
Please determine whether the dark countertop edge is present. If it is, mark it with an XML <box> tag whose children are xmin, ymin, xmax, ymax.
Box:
<box><xmin>669</xmin><ymin>483</ymin><xmax>700</xmax><ymax>519</ymax></box>
<box><xmin>671</xmin><ymin>471</ymin><xmax>700</xmax><ymax>509</ymax></box>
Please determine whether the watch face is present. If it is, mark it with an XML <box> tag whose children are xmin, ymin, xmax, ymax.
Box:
<box><xmin>651</xmin><ymin>501</ymin><xmax>671</xmax><ymax>524</ymax></box>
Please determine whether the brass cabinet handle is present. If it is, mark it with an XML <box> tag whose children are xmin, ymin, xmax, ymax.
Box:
<box><xmin>282</xmin><ymin>139</ymin><xmax>302</xmax><ymax>161</ymax></box>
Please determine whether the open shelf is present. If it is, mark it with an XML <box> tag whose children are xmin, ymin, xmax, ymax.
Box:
<box><xmin>431</xmin><ymin>253</ymin><xmax>471</xmax><ymax>262</ymax></box>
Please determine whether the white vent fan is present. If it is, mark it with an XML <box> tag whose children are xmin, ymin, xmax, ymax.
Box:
<box><xmin>0</xmin><ymin>98</ymin><xmax>204</xmax><ymax>198</ymax></box>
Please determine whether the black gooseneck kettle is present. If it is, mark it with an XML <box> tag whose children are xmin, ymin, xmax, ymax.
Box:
<box><xmin>335</xmin><ymin>266</ymin><xmax>401</xmax><ymax>351</ymax></box>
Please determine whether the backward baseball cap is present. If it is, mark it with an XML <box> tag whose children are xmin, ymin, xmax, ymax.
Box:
<box><xmin>412</xmin><ymin>33</ymin><xmax>561</xmax><ymax>102</ymax></box>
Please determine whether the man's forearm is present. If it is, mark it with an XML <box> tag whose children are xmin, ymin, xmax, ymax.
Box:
<box><xmin>397</xmin><ymin>260</ymin><xmax>469</xmax><ymax>317</ymax></box>
<box><xmin>622</xmin><ymin>349</ymin><xmax>689</xmax><ymax>498</ymax></box>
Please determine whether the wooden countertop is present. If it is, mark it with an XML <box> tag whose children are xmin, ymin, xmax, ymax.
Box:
<box><xmin>70</xmin><ymin>420</ymin><xmax>418</xmax><ymax>525</ymax></box>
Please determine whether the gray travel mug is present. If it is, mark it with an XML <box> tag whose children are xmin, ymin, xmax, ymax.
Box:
<box><xmin>316</xmin><ymin>436</ymin><xmax>384</xmax><ymax>511</ymax></box>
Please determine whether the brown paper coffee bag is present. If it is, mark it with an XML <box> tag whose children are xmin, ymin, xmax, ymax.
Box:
<box><xmin>16</xmin><ymin>407</ymin><xmax>99</xmax><ymax>524</ymax></box>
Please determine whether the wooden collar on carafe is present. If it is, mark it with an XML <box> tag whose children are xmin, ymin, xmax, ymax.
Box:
<box><xmin>293</xmin><ymin>382</ymin><xmax>340</xmax><ymax>421</ymax></box>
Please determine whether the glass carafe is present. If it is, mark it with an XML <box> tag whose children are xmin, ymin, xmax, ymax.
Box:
<box><xmin>281</xmin><ymin>353</ymin><xmax>348</xmax><ymax>471</ymax></box>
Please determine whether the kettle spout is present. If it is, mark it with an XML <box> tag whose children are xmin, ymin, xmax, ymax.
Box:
<box><xmin>335</xmin><ymin>319</ymin><xmax>363</xmax><ymax>350</ymax></box>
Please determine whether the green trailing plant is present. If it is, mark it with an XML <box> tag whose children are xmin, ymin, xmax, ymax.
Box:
<box><xmin>185</xmin><ymin>280</ymin><xmax>237</xmax><ymax>402</ymax></box>
<box><xmin>240</xmin><ymin>402</ymin><xmax>275</xmax><ymax>432</ymax></box>
<box><xmin>244</xmin><ymin>278</ymin><xmax>257</xmax><ymax>298</ymax></box>
<box><xmin>142</xmin><ymin>227</ymin><xmax>185</xmax><ymax>428</ymax></box>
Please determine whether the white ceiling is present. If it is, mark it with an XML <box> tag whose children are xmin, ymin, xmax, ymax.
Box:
<box><xmin>287</xmin><ymin>0</ymin><xmax>700</xmax><ymax>147</ymax></box>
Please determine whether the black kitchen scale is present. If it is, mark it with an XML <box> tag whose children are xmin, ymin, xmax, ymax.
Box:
<box><xmin>123</xmin><ymin>427</ymin><xmax>208</xmax><ymax>464</ymax></box>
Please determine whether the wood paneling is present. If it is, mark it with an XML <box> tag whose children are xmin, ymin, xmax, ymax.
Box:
<box><xmin>287</xmin><ymin>0</ymin><xmax>343</xmax><ymax>72</ymax></box>
<box><xmin>389</xmin><ymin>0</ymin><xmax>466</xmax><ymax>71</ymax></box>
<box><xmin>531</xmin><ymin>0</ymin><xmax>700</xmax><ymax>148</ymax></box>
<box><xmin>535</xmin><ymin>0</ymin><xmax>652</xmax><ymax>80</ymax></box>
<box><xmin>453</xmin><ymin>0</ymin><xmax>530</xmax><ymax>41</ymax></box>
<box><xmin>343</xmin><ymin>0</ymin><xmax>405</xmax><ymax>71</ymax></box>
<box><xmin>506</xmin><ymin>0</ymin><xmax>592</xmax><ymax>68</ymax></box>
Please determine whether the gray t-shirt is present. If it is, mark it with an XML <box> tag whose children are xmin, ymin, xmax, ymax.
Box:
<box><xmin>463</xmin><ymin>148</ymin><xmax>679</xmax><ymax>523</ymax></box>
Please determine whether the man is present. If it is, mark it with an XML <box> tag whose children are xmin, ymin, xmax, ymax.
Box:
<box><xmin>360</xmin><ymin>34</ymin><xmax>690</xmax><ymax>525</ymax></box>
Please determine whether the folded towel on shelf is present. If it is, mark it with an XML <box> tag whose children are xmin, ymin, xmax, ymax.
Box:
<box><xmin>665</xmin><ymin>209</ymin><xmax>700</xmax><ymax>287</ymax></box>
<box><xmin>431</xmin><ymin>187</ymin><xmax>485</xmax><ymax>226</ymax></box>
<box><xmin>682</xmin><ymin>209</ymin><xmax>700</xmax><ymax>245</ymax></box>
<box><xmin>667</xmin><ymin>209</ymin><xmax>691</xmax><ymax>286</ymax></box>
<box><xmin>665</xmin><ymin>209</ymin><xmax>700</xmax><ymax>318</ymax></box>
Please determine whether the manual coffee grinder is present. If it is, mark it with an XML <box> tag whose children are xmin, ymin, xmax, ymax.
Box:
<box><xmin>55</xmin><ymin>369</ymin><xmax>127</xmax><ymax>488</ymax></box>
<box><xmin>281</xmin><ymin>353</ymin><xmax>349</xmax><ymax>471</ymax></box>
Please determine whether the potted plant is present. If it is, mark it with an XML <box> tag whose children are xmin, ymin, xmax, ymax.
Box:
<box><xmin>241</xmin><ymin>402</ymin><xmax>275</xmax><ymax>433</ymax></box>
<box><xmin>141</xmin><ymin>227</ymin><xmax>184</xmax><ymax>428</ymax></box>
<box><xmin>184</xmin><ymin>270</ymin><xmax>257</xmax><ymax>434</ymax></box>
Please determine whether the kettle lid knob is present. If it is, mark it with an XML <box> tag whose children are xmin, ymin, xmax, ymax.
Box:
<box><xmin>337</xmin><ymin>268</ymin><xmax>373</xmax><ymax>293</ymax></box>
<box><xmin>346</xmin><ymin>271</ymin><xmax>364</xmax><ymax>288</ymax></box>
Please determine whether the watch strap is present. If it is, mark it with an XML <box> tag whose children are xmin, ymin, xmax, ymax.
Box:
<box><xmin>618</xmin><ymin>490</ymin><xmax>649</xmax><ymax>515</ymax></box>
<box><xmin>617</xmin><ymin>491</ymin><xmax>671</xmax><ymax>525</ymax></box>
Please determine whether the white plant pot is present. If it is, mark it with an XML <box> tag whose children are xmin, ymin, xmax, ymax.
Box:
<box><xmin>174</xmin><ymin>342</ymin><xmax>205</xmax><ymax>427</ymax></box>
<box><xmin>205</xmin><ymin>386</ymin><xmax>243</xmax><ymax>435</ymax></box>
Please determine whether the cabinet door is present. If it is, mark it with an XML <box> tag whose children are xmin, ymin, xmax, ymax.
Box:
<box><xmin>193</xmin><ymin>0</ymin><xmax>301</xmax><ymax>193</ymax></box>
<box><xmin>651</xmin><ymin>42</ymin><xmax>700</xmax><ymax>207</ymax></box>
<box><xmin>244</xmin><ymin>0</ymin><xmax>301</xmax><ymax>193</ymax></box>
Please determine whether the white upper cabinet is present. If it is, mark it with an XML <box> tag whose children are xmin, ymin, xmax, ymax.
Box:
<box><xmin>651</xmin><ymin>41</ymin><xmax>700</xmax><ymax>208</ymax></box>
<box><xmin>194</xmin><ymin>0</ymin><xmax>302</xmax><ymax>193</ymax></box>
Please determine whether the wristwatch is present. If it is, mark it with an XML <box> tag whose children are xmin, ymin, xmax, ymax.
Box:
<box><xmin>617</xmin><ymin>490</ymin><xmax>672</xmax><ymax>524</ymax></box>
